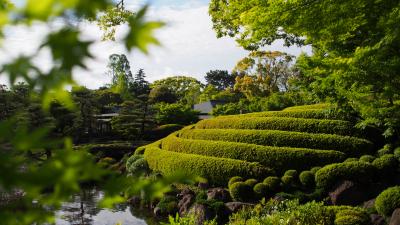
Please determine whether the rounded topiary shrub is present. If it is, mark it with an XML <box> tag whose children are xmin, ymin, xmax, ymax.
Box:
<box><xmin>244</xmin><ymin>179</ymin><xmax>258</xmax><ymax>188</ymax></box>
<box><xmin>126</xmin><ymin>155</ymin><xmax>143</xmax><ymax>168</ymax></box>
<box><xmin>229</xmin><ymin>182</ymin><xmax>253</xmax><ymax>202</ymax></box>
<box><xmin>310</xmin><ymin>166</ymin><xmax>321</xmax><ymax>174</ymax></box>
<box><xmin>128</xmin><ymin>158</ymin><xmax>149</xmax><ymax>175</ymax></box>
<box><xmin>284</xmin><ymin>170</ymin><xmax>298</xmax><ymax>177</ymax></box>
<box><xmin>228</xmin><ymin>176</ymin><xmax>243</xmax><ymax>188</ymax></box>
<box><xmin>344</xmin><ymin>158</ymin><xmax>358</xmax><ymax>163</ymax></box>
<box><xmin>378</xmin><ymin>144</ymin><xmax>393</xmax><ymax>157</ymax></box>
<box><xmin>394</xmin><ymin>147</ymin><xmax>400</xmax><ymax>161</ymax></box>
<box><xmin>253</xmin><ymin>183</ymin><xmax>267</xmax><ymax>197</ymax></box>
<box><xmin>375</xmin><ymin>186</ymin><xmax>400</xmax><ymax>217</ymax></box>
<box><xmin>334</xmin><ymin>209</ymin><xmax>370</xmax><ymax>225</ymax></box>
<box><xmin>299</xmin><ymin>171</ymin><xmax>315</xmax><ymax>187</ymax></box>
<box><xmin>281</xmin><ymin>175</ymin><xmax>295</xmax><ymax>187</ymax></box>
<box><xmin>372</xmin><ymin>154</ymin><xmax>398</xmax><ymax>174</ymax></box>
<box><xmin>263</xmin><ymin>176</ymin><xmax>281</xmax><ymax>192</ymax></box>
<box><xmin>359</xmin><ymin>155</ymin><xmax>375</xmax><ymax>163</ymax></box>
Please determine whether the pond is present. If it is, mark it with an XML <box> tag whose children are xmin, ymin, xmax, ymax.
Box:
<box><xmin>55</xmin><ymin>187</ymin><xmax>161</xmax><ymax>225</ymax></box>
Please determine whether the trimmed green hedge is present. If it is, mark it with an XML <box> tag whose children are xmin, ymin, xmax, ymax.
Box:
<box><xmin>229</xmin><ymin>109</ymin><xmax>341</xmax><ymax>120</ymax></box>
<box><xmin>283</xmin><ymin>103</ymin><xmax>332</xmax><ymax>111</ymax></box>
<box><xmin>315</xmin><ymin>161</ymin><xmax>377</xmax><ymax>189</ymax></box>
<box><xmin>143</xmin><ymin>146</ymin><xmax>273</xmax><ymax>185</ymax></box>
<box><xmin>178</xmin><ymin>129</ymin><xmax>373</xmax><ymax>156</ymax></box>
<box><xmin>162</xmin><ymin>135</ymin><xmax>345</xmax><ymax>172</ymax></box>
<box><xmin>375</xmin><ymin>186</ymin><xmax>400</xmax><ymax>217</ymax></box>
<box><xmin>195</xmin><ymin>117</ymin><xmax>357</xmax><ymax>136</ymax></box>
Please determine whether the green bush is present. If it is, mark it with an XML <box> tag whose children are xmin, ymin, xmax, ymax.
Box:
<box><xmin>394</xmin><ymin>147</ymin><xmax>400</xmax><ymax>161</ymax></box>
<box><xmin>372</xmin><ymin>154</ymin><xmax>398</xmax><ymax>174</ymax></box>
<box><xmin>196</xmin><ymin>116</ymin><xmax>357</xmax><ymax>136</ymax></box>
<box><xmin>163</xmin><ymin>134</ymin><xmax>345</xmax><ymax>172</ymax></box>
<box><xmin>229</xmin><ymin>182</ymin><xmax>253</xmax><ymax>202</ymax></box>
<box><xmin>154</xmin><ymin>102</ymin><xmax>199</xmax><ymax>125</ymax></box>
<box><xmin>281</xmin><ymin>175</ymin><xmax>295</xmax><ymax>187</ymax></box>
<box><xmin>144</xmin><ymin>146</ymin><xmax>272</xmax><ymax>185</ymax></box>
<box><xmin>284</xmin><ymin>170</ymin><xmax>298</xmax><ymax>177</ymax></box>
<box><xmin>228</xmin><ymin>176</ymin><xmax>243</xmax><ymax>188</ymax></box>
<box><xmin>375</xmin><ymin>186</ymin><xmax>400</xmax><ymax>217</ymax></box>
<box><xmin>310</xmin><ymin>167</ymin><xmax>321</xmax><ymax>174</ymax></box>
<box><xmin>253</xmin><ymin>183</ymin><xmax>268</xmax><ymax>197</ymax></box>
<box><xmin>359</xmin><ymin>155</ymin><xmax>375</xmax><ymax>163</ymax></box>
<box><xmin>299</xmin><ymin>171</ymin><xmax>315</xmax><ymax>188</ymax></box>
<box><xmin>263</xmin><ymin>176</ymin><xmax>281</xmax><ymax>192</ymax></box>
<box><xmin>334</xmin><ymin>208</ymin><xmax>370</xmax><ymax>225</ymax></box>
<box><xmin>378</xmin><ymin>144</ymin><xmax>393</xmax><ymax>157</ymax></box>
<box><xmin>244</xmin><ymin>179</ymin><xmax>258</xmax><ymax>187</ymax></box>
<box><xmin>128</xmin><ymin>158</ymin><xmax>149</xmax><ymax>175</ymax></box>
<box><xmin>315</xmin><ymin>161</ymin><xmax>377</xmax><ymax>190</ymax></box>
<box><xmin>126</xmin><ymin>154</ymin><xmax>143</xmax><ymax>169</ymax></box>
<box><xmin>344</xmin><ymin>158</ymin><xmax>358</xmax><ymax>163</ymax></box>
<box><xmin>179</xmin><ymin>129</ymin><xmax>373</xmax><ymax>156</ymax></box>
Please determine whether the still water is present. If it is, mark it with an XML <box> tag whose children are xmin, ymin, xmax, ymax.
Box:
<box><xmin>55</xmin><ymin>187</ymin><xmax>161</xmax><ymax>225</ymax></box>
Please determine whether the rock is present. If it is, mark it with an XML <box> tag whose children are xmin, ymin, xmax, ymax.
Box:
<box><xmin>225</xmin><ymin>202</ymin><xmax>254</xmax><ymax>213</ymax></box>
<box><xmin>198</xmin><ymin>182</ymin><xmax>209</xmax><ymax>189</ymax></box>
<box><xmin>153</xmin><ymin>207</ymin><xmax>162</xmax><ymax>217</ymax></box>
<box><xmin>189</xmin><ymin>203</ymin><xmax>214</xmax><ymax>225</ymax></box>
<box><xmin>370</xmin><ymin>214</ymin><xmax>386</xmax><ymax>225</ymax></box>
<box><xmin>389</xmin><ymin>208</ymin><xmax>400</xmax><ymax>225</ymax></box>
<box><xmin>178</xmin><ymin>194</ymin><xmax>195</xmax><ymax>215</ymax></box>
<box><xmin>207</xmin><ymin>188</ymin><xmax>231</xmax><ymax>202</ymax></box>
<box><xmin>127</xmin><ymin>196</ymin><xmax>141</xmax><ymax>206</ymax></box>
<box><xmin>363</xmin><ymin>198</ymin><xmax>376</xmax><ymax>210</ymax></box>
<box><xmin>329</xmin><ymin>180</ymin><xmax>366</xmax><ymax>205</ymax></box>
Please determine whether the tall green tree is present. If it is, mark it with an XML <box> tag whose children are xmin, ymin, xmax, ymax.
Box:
<box><xmin>209</xmin><ymin>0</ymin><xmax>400</xmax><ymax>138</ymax></box>
<box><xmin>205</xmin><ymin>70</ymin><xmax>236</xmax><ymax>90</ymax></box>
<box><xmin>130</xmin><ymin>68</ymin><xmax>150</xmax><ymax>97</ymax></box>
<box><xmin>107</xmin><ymin>53</ymin><xmax>133</xmax><ymax>100</ymax></box>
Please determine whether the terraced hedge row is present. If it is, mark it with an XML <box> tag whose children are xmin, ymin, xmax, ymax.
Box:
<box><xmin>233</xmin><ymin>109</ymin><xmax>342</xmax><ymax>120</ymax></box>
<box><xmin>143</xmin><ymin>146</ymin><xmax>273</xmax><ymax>185</ymax></box>
<box><xmin>162</xmin><ymin>134</ymin><xmax>345</xmax><ymax>173</ymax></box>
<box><xmin>195</xmin><ymin>117</ymin><xmax>357</xmax><ymax>136</ymax></box>
<box><xmin>283</xmin><ymin>103</ymin><xmax>333</xmax><ymax>111</ymax></box>
<box><xmin>178</xmin><ymin>129</ymin><xmax>373</xmax><ymax>156</ymax></box>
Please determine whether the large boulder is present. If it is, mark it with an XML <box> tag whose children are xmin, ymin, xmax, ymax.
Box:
<box><xmin>188</xmin><ymin>203</ymin><xmax>215</xmax><ymax>225</ymax></box>
<box><xmin>178</xmin><ymin>193</ymin><xmax>195</xmax><ymax>215</ymax></box>
<box><xmin>207</xmin><ymin>188</ymin><xmax>231</xmax><ymax>202</ymax></box>
<box><xmin>370</xmin><ymin>214</ymin><xmax>386</xmax><ymax>225</ymax></box>
<box><xmin>329</xmin><ymin>180</ymin><xmax>366</xmax><ymax>205</ymax></box>
<box><xmin>225</xmin><ymin>202</ymin><xmax>254</xmax><ymax>214</ymax></box>
<box><xmin>389</xmin><ymin>208</ymin><xmax>400</xmax><ymax>225</ymax></box>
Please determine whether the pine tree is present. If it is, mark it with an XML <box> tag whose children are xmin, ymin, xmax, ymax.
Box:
<box><xmin>130</xmin><ymin>68</ymin><xmax>150</xmax><ymax>97</ymax></box>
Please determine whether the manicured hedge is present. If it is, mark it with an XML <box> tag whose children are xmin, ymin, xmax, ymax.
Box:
<box><xmin>178</xmin><ymin>129</ymin><xmax>373</xmax><ymax>156</ymax></box>
<box><xmin>144</xmin><ymin>124</ymin><xmax>184</xmax><ymax>140</ymax></box>
<box><xmin>315</xmin><ymin>161</ymin><xmax>377</xmax><ymax>189</ymax></box>
<box><xmin>235</xmin><ymin>109</ymin><xmax>342</xmax><ymax>120</ymax></box>
<box><xmin>283</xmin><ymin>103</ymin><xmax>332</xmax><ymax>111</ymax></box>
<box><xmin>195</xmin><ymin>117</ymin><xmax>357</xmax><ymax>136</ymax></box>
<box><xmin>162</xmin><ymin>135</ymin><xmax>345</xmax><ymax>172</ymax></box>
<box><xmin>143</xmin><ymin>146</ymin><xmax>273</xmax><ymax>185</ymax></box>
<box><xmin>375</xmin><ymin>186</ymin><xmax>400</xmax><ymax>217</ymax></box>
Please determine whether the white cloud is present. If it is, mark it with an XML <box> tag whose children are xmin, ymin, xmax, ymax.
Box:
<box><xmin>0</xmin><ymin>2</ymin><xmax>311</xmax><ymax>89</ymax></box>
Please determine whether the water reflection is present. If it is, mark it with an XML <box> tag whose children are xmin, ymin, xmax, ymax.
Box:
<box><xmin>55</xmin><ymin>187</ymin><xmax>160</xmax><ymax>225</ymax></box>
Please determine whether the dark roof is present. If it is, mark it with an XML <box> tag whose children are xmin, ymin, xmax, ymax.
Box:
<box><xmin>193</xmin><ymin>100</ymin><xmax>227</xmax><ymax>114</ymax></box>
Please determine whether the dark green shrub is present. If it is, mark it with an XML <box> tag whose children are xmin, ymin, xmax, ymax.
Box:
<box><xmin>156</xmin><ymin>196</ymin><xmax>178</xmax><ymax>215</ymax></box>
<box><xmin>179</xmin><ymin>129</ymin><xmax>373</xmax><ymax>156</ymax></box>
<box><xmin>310</xmin><ymin>167</ymin><xmax>321</xmax><ymax>174</ymax></box>
<box><xmin>229</xmin><ymin>182</ymin><xmax>253</xmax><ymax>201</ymax></box>
<box><xmin>334</xmin><ymin>209</ymin><xmax>370</xmax><ymax>225</ymax></box>
<box><xmin>344</xmin><ymin>158</ymin><xmax>358</xmax><ymax>162</ymax></box>
<box><xmin>128</xmin><ymin>158</ymin><xmax>149</xmax><ymax>175</ymax></box>
<box><xmin>359</xmin><ymin>155</ymin><xmax>375</xmax><ymax>163</ymax></box>
<box><xmin>195</xmin><ymin>116</ymin><xmax>357</xmax><ymax>136</ymax></box>
<box><xmin>299</xmin><ymin>171</ymin><xmax>315</xmax><ymax>187</ymax></box>
<box><xmin>284</xmin><ymin>170</ymin><xmax>298</xmax><ymax>177</ymax></box>
<box><xmin>228</xmin><ymin>176</ymin><xmax>243</xmax><ymax>188</ymax></box>
<box><xmin>378</xmin><ymin>144</ymin><xmax>393</xmax><ymax>157</ymax></box>
<box><xmin>281</xmin><ymin>175</ymin><xmax>295</xmax><ymax>187</ymax></box>
<box><xmin>394</xmin><ymin>147</ymin><xmax>400</xmax><ymax>161</ymax></box>
<box><xmin>126</xmin><ymin>155</ymin><xmax>143</xmax><ymax>169</ymax></box>
<box><xmin>253</xmin><ymin>183</ymin><xmax>268</xmax><ymax>197</ymax></box>
<box><xmin>315</xmin><ymin>161</ymin><xmax>377</xmax><ymax>190</ymax></box>
<box><xmin>372</xmin><ymin>154</ymin><xmax>398</xmax><ymax>174</ymax></box>
<box><xmin>263</xmin><ymin>176</ymin><xmax>281</xmax><ymax>192</ymax></box>
<box><xmin>144</xmin><ymin>146</ymin><xmax>272</xmax><ymax>185</ymax></box>
<box><xmin>145</xmin><ymin>124</ymin><xmax>183</xmax><ymax>141</ymax></box>
<box><xmin>375</xmin><ymin>186</ymin><xmax>400</xmax><ymax>217</ymax></box>
<box><xmin>163</xmin><ymin>134</ymin><xmax>345</xmax><ymax>172</ymax></box>
<box><xmin>245</xmin><ymin>179</ymin><xmax>258</xmax><ymax>187</ymax></box>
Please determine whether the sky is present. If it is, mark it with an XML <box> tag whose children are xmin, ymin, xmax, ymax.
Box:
<box><xmin>0</xmin><ymin>0</ymin><xmax>311</xmax><ymax>89</ymax></box>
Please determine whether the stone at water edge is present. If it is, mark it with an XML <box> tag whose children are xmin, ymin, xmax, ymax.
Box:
<box><xmin>389</xmin><ymin>208</ymin><xmax>400</xmax><ymax>225</ymax></box>
<box><xmin>178</xmin><ymin>193</ymin><xmax>195</xmax><ymax>216</ymax></box>
<box><xmin>188</xmin><ymin>203</ymin><xmax>215</xmax><ymax>225</ymax></box>
<box><xmin>370</xmin><ymin>214</ymin><xmax>386</xmax><ymax>225</ymax></box>
<box><xmin>225</xmin><ymin>202</ymin><xmax>254</xmax><ymax>213</ymax></box>
<box><xmin>328</xmin><ymin>180</ymin><xmax>366</xmax><ymax>205</ymax></box>
<box><xmin>207</xmin><ymin>188</ymin><xmax>231</xmax><ymax>202</ymax></box>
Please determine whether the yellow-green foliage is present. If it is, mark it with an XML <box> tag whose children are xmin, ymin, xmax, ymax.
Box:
<box><xmin>375</xmin><ymin>186</ymin><xmax>400</xmax><ymax>217</ymax></box>
<box><xmin>229</xmin><ymin>109</ymin><xmax>341</xmax><ymax>120</ymax></box>
<box><xmin>178</xmin><ymin>129</ymin><xmax>373</xmax><ymax>156</ymax></box>
<box><xmin>143</xmin><ymin>146</ymin><xmax>273</xmax><ymax>185</ymax></box>
<box><xmin>283</xmin><ymin>103</ymin><xmax>333</xmax><ymax>111</ymax></box>
<box><xmin>162</xmin><ymin>134</ymin><xmax>345</xmax><ymax>172</ymax></box>
<box><xmin>195</xmin><ymin>117</ymin><xmax>357</xmax><ymax>136</ymax></box>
